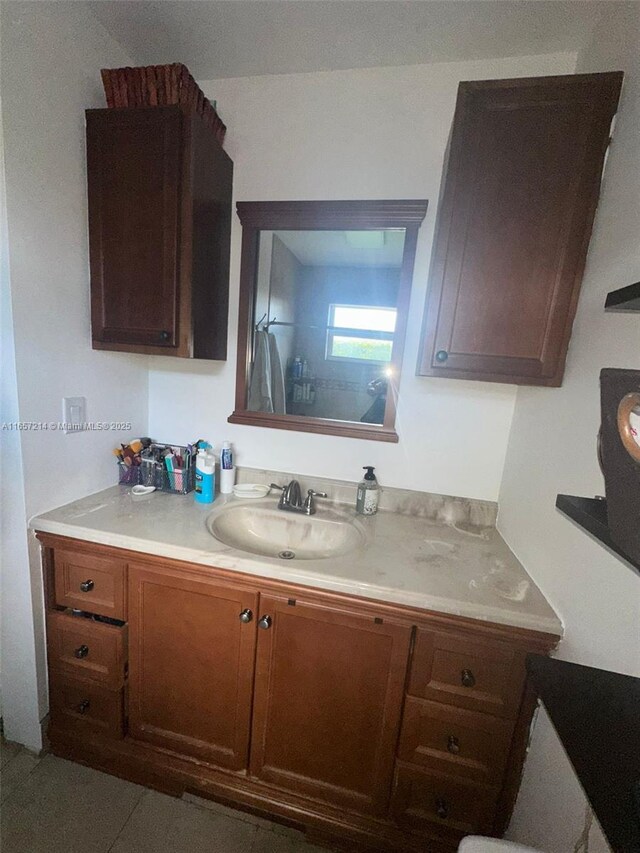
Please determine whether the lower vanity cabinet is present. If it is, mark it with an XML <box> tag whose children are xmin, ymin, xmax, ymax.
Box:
<box><xmin>249</xmin><ymin>593</ymin><xmax>412</xmax><ymax>815</ymax></box>
<box><xmin>46</xmin><ymin>610</ymin><xmax>127</xmax><ymax>689</ymax></box>
<box><xmin>127</xmin><ymin>562</ymin><xmax>258</xmax><ymax>770</ymax></box>
<box><xmin>396</xmin><ymin>698</ymin><xmax>514</xmax><ymax>785</ymax></box>
<box><xmin>49</xmin><ymin>674</ymin><xmax>125</xmax><ymax>738</ymax></box>
<box><xmin>391</xmin><ymin>763</ymin><xmax>499</xmax><ymax>839</ymax></box>
<box><xmin>39</xmin><ymin>534</ymin><xmax>557</xmax><ymax>853</ymax></box>
<box><xmin>390</xmin><ymin>626</ymin><xmax>534</xmax><ymax>844</ymax></box>
<box><xmin>407</xmin><ymin>628</ymin><xmax>528</xmax><ymax>718</ymax></box>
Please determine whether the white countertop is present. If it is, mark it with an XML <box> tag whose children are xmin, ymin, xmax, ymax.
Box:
<box><xmin>31</xmin><ymin>486</ymin><xmax>562</xmax><ymax>636</ymax></box>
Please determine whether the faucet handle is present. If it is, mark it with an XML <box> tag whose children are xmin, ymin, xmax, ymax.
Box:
<box><xmin>271</xmin><ymin>483</ymin><xmax>288</xmax><ymax>510</ymax></box>
<box><xmin>307</xmin><ymin>489</ymin><xmax>328</xmax><ymax>499</ymax></box>
<box><xmin>304</xmin><ymin>489</ymin><xmax>328</xmax><ymax>514</ymax></box>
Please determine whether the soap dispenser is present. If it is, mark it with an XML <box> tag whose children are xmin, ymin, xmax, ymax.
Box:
<box><xmin>356</xmin><ymin>466</ymin><xmax>380</xmax><ymax>516</ymax></box>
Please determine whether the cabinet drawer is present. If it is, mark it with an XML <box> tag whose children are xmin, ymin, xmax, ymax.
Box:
<box><xmin>391</xmin><ymin>763</ymin><xmax>498</xmax><ymax>838</ymax></box>
<box><xmin>49</xmin><ymin>674</ymin><xmax>124</xmax><ymax>738</ymax></box>
<box><xmin>47</xmin><ymin>611</ymin><xmax>127</xmax><ymax>688</ymax></box>
<box><xmin>54</xmin><ymin>549</ymin><xmax>126</xmax><ymax>620</ymax></box>
<box><xmin>398</xmin><ymin>697</ymin><xmax>514</xmax><ymax>784</ymax></box>
<box><xmin>408</xmin><ymin>629</ymin><xmax>526</xmax><ymax>718</ymax></box>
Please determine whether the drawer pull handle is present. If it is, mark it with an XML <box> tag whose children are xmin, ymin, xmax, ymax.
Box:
<box><xmin>258</xmin><ymin>615</ymin><xmax>272</xmax><ymax>630</ymax></box>
<box><xmin>461</xmin><ymin>668</ymin><xmax>476</xmax><ymax>688</ymax></box>
<box><xmin>74</xmin><ymin>645</ymin><xmax>89</xmax><ymax>659</ymax></box>
<box><xmin>447</xmin><ymin>734</ymin><xmax>460</xmax><ymax>754</ymax></box>
<box><xmin>435</xmin><ymin>797</ymin><xmax>449</xmax><ymax>820</ymax></box>
<box><xmin>79</xmin><ymin>579</ymin><xmax>94</xmax><ymax>593</ymax></box>
<box><xmin>239</xmin><ymin>609</ymin><xmax>253</xmax><ymax>624</ymax></box>
<box><xmin>77</xmin><ymin>699</ymin><xmax>90</xmax><ymax>714</ymax></box>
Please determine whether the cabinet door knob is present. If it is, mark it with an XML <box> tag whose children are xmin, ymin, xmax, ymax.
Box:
<box><xmin>77</xmin><ymin>699</ymin><xmax>90</xmax><ymax>714</ymax></box>
<box><xmin>435</xmin><ymin>350</ymin><xmax>449</xmax><ymax>363</ymax></box>
<box><xmin>79</xmin><ymin>579</ymin><xmax>94</xmax><ymax>593</ymax></box>
<box><xmin>435</xmin><ymin>797</ymin><xmax>449</xmax><ymax>820</ymax></box>
<box><xmin>447</xmin><ymin>734</ymin><xmax>460</xmax><ymax>754</ymax></box>
<box><xmin>159</xmin><ymin>330</ymin><xmax>170</xmax><ymax>342</ymax></box>
<box><xmin>461</xmin><ymin>668</ymin><xmax>476</xmax><ymax>688</ymax></box>
<box><xmin>258</xmin><ymin>615</ymin><xmax>272</xmax><ymax>630</ymax></box>
<box><xmin>74</xmin><ymin>644</ymin><xmax>89</xmax><ymax>659</ymax></box>
<box><xmin>239</xmin><ymin>609</ymin><xmax>253</xmax><ymax>624</ymax></box>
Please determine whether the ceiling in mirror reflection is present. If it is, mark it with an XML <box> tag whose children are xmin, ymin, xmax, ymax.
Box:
<box><xmin>272</xmin><ymin>229</ymin><xmax>405</xmax><ymax>268</ymax></box>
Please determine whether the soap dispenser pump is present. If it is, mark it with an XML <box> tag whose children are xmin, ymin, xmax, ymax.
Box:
<box><xmin>356</xmin><ymin>466</ymin><xmax>380</xmax><ymax>516</ymax></box>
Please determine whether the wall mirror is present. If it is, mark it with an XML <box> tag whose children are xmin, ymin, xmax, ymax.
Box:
<box><xmin>229</xmin><ymin>200</ymin><xmax>427</xmax><ymax>442</ymax></box>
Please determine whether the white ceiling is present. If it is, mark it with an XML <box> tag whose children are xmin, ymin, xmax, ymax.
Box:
<box><xmin>89</xmin><ymin>1</ymin><xmax>611</xmax><ymax>80</ymax></box>
<box><xmin>273</xmin><ymin>229</ymin><xmax>406</xmax><ymax>268</ymax></box>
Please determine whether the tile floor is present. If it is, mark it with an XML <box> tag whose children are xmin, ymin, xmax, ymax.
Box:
<box><xmin>0</xmin><ymin>740</ymin><xmax>333</xmax><ymax>853</ymax></box>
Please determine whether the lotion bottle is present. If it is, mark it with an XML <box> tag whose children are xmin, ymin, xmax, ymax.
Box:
<box><xmin>356</xmin><ymin>466</ymin><xmax>380</xmax><ymax>515</ymax></box>
<box><xmin>195</xmin><ymin>449</ymin><xmax>215</xmax><ymax>503</ymax></box>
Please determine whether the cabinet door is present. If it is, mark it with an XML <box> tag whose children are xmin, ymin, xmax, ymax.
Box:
<box><xmin>418</xmin><ymin>72</ymin><xmax>622</xmax><ymax>386</ymax></box>
<box><xmin>250</xmin><ymin>594</ymin><xmax>412</xmax><ymax>815</ymax></box>
<box><xmin>128</xmin><ymin>563</ymin><xmax>257</xmax><ymax>770</ymax></box>
<box><xmin>86</xmin><ymin>107</ymin><xmax>182</xmax><ymax>350</ymax></box>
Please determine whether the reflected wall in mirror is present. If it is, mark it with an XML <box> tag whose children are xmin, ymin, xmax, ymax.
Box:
<box><xmin>230</xmin><ymin>201</ymin><xmax>427</xmax><ymax>442</ymax></box>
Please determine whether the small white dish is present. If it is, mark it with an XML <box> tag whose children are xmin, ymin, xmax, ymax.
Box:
<box><xmin>232</xmin><ymin>483</ymin><xmax>271</xmax><ymax>499</ymax></box>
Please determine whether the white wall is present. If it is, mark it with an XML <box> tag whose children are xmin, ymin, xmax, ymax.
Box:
<box><xmin>499</xmin><ymin>4</ymin><xmax>640</xmax><ymax>850</ymax></box>
<box><xmin>0</xmin><ymin>2</ymin><xmax>149</xmax><ymax>749</ymax></box>
<box><xmin>148</xmin><ymin>52</ymin><xmax>576</xmax><ymax>501</ymax></box>
<box><xmin>1</xmin><ymin>66</ymin><xmax>42</xmax><ymax>746</ymax></box>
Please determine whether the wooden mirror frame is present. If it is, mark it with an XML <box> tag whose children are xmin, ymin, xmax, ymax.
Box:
<box><xmin>228</xmin><ymin>199</ymin><xmax>428</xmax><ymax>442</ymax></box>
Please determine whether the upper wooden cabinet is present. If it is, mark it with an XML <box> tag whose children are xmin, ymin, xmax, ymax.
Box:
<box><xmin>86</xmin><ymin>106</ymin><xmax>233</xmax><ymax>358</ymax></box>
<box><xmin>418</xmin><ymin>72</ymin><xmax>623</xmax><ymax>386</ymax></box>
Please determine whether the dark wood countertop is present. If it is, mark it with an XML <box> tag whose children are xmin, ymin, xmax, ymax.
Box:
<box><xmin>527</xmin><ymin>655</ymin><xmax>640</xmax><ymax>853</ymax></box>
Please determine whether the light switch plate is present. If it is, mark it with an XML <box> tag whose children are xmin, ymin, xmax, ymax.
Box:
<box><xmin>62</xmin><ymin>396</ymin><xmax>86</xmax><ymax>434</ymax></box>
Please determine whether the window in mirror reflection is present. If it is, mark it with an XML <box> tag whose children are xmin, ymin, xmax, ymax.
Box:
<box><xmin>326</xmin><ymin>305</ymin><xmax>397</xmax><ymax>364</ymax></box>
<box><xmin>248</xmin><ymin>228</ymin><xmax>406</xmax><ymax>425</ymax></box>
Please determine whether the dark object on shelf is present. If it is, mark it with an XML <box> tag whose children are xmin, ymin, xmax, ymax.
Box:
<box><xmin>86</xmin><ymin>105</ymin><xmax>232</xmax><ymax>358</ymax></box>
<box><xmin>600</xmin><ymin>369</ymin><xmax>640</xmax><ymax>563</ymax></box>
<box><xmin>418</xmin><ymin>71</ymin><xmax>623</xmax><ymax>386</ymax></box>
<box><xmin>527</xmin><ymin>654</ymin><xmax>640</xmax><ymax>853</ymax></box>
<box><xmin>605</xmin><ymin>281</ymin><xmax>640</xmax><ymax>312</ymax></box>
<box><xmin>100</xmin><ymin>63</ymin><xmax>226</xmax><ymax>145</ymax></box>
<box><xmin>555</xmin><ymin>494</ymin><xmax>639</xmax><ymax>573</ymax></box>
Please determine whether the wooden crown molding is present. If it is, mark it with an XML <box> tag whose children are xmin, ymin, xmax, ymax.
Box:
<box><xmin>236</xmin><ymin>199</ymin><xmax>428</xmax><ymax>229</ymax></box>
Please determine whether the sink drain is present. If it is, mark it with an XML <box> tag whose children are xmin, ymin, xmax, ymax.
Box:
<box><xmin>278</xmin><ymin>549</ymin><xmax>296</xmax><ymax>560</ymax></box>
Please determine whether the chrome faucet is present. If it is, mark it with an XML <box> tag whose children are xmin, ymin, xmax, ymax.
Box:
<box><xmin>270</xmin><ymin>480</ymin><xmax>328</xmax><ymax>515</ymax></box>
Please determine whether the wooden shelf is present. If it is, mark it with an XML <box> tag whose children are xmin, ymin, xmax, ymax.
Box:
<box><xmin>604</xmin><ymin>281</ymin><xmax>640</xmax><ymax>312</ymax></box>
<box><xmin>527</xmin><ymin>655</ymin><xmax>640</xmax><ymax>853</ymax></box>
<box><xmin>555</xmin><ymin>494</ymin><xmax>639</xmax><ymax>573</ymax></box>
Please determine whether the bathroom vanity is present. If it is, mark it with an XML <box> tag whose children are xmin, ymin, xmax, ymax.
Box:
<box><xmin>33</xmin><ymin>484</ymin><xmax>561</xmax><ymax>852</ymax></box>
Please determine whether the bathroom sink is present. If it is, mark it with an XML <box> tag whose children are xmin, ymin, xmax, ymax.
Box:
<box><xmin>207</xmin><ymin>502</ymin><xmax>366</xmax><ymax>560</ymax></box>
